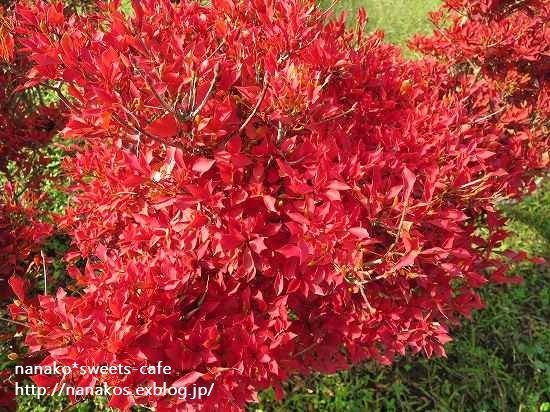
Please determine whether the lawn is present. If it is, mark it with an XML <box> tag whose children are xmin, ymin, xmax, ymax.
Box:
<box><xmin>325</xmin><ymin>0</ymin><xmax>440</xmax><ymax>49</ymax></box>
<box><xmin>14</xmin><ymin>1</ymin><xmax>550</xmax><ymax>411</ymax></box>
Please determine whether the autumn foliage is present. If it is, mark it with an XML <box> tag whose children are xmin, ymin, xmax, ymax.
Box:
<box><xmin>0</xmin><ymin>0</ymin><xmax>548</xmax><ymax>410</ymax></box>
<box><xmin>0</xmin><ymin>3</ymin><xmax>59</xmax><ymax>301</ymax></box>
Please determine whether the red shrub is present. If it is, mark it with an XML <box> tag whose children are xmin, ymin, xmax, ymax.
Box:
<box><xmin>3</xmin><ymin>0</ymin><xmax>548</xmax><ymax>410</ymax></box>
<box><xmin>411</xmin><ymin>0</ymin><xmax>549</xmax><ymax>189</ymax></box>
<box><xmin>0</xmin><ymin>5</ymin><xmax>59</xmax><ymax>299</ymax></box>
<box><xmin>0</xmin><ymin>5</ymin><xmax>63</xmax><ymax>408</ymax></box>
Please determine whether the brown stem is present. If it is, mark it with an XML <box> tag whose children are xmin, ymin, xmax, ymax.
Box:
<box><xmin>239</xmin><ymin>72</ymin><xmax>270</xmax><ymax>133</ymax></box>
<box><xmin>41</xmin><ymin>83</ymin><xmax>77</xmax><ymax>111</ymax></box>
<box><xmin>293</xmin><ymin>341</ymin><xmax>319</xmax><ymax>358</ymax></box>
<box><xmin>190</xmin><ymin>63</ymin><xmax>221</xmax><ymax>118</ymax></box>
<box><xmin>0</xmin><ymin>316</ymin><xmax>28</xmax><ymax>328</ymax></box>
<box><xmin>316</xmin><ymin>102</ymin><xmax>358</xmax><ymax>124</ymax></box>
<box><xmin>111</xmin><ymin>111</ymin><xmax>185</xmax><ymax>151</ymax></box>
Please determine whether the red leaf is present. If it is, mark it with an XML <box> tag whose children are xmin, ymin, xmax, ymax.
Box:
<box><xmin>192</xmin><ymin>157</ymin><xmax>216</xmax><ymax>175</ymax></box>
<box><xmin>327</xmin><ymin>180</ymin><xmax>351</xmax><ymax>191</ymax></box>
<box><xmin>0</xmin><ymin>29</ymin><xmax>14</xmax><ymax>63</ymax></box>
<box><xmin>349</xmin><ymin>227</ymin><xmax>369</xmax><ymax>239</ymax></box>
<box><xmin>32</xmin><ymin>374</ymin><xmax>58</xmax><ymax>389</ymax></box>
<box><xmin>249</xmin><ymin>237</ymin><xmax>267</xmax><ymax>254</ymax></box>
<box><xmin>274</xmin><ymin>273</ymin><xmax>284</xmax><ymax>296</ymax></box>
<box><xmin>8</xmin><ymin>276</ymin><xmax>26</xmax><ymax>302</ymax></box>
<box><xmin>108</xmin><ymin>394</ymin><xmax>134</xmax><ymax>411</ymax></box>
<box><xmin>402</xmin><ymin>166</ymin><xmax>416</xmax><ymax>201</ymax></box>
<box><xmin>276</xmin><ymin>245</ymin><xmax>301</xmax><ymax>259</ymax></box>
<box><xmin>325</xmin><ymin>189</ymin><xmax>341</xmax><ymax>201</ymax></box>
<box><xmin>263</xmin><ymin>195</ymin><xmax>277</xmax><ymax>212</ymax></box>
<box><xmin>436</xmin><ymin>334</ymin><xmax>453</xmax><ymax>345</ymax></box>
<box><xmin>172</xmin><ymin>371</ymin><xmax>204</xmax><ymax>388</ymax></box>
<box><xmin>394</xmin><ymin>250</ymin><xmax>419</xmax><ymax>271</ymax></box>
<box><xmin>145</xmin><ymin>114</ymin><xmax>179</xmax><ymax>138</ymax></box>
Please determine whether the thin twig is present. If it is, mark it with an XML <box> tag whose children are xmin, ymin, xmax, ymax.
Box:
<box><xmin>190</xmin><ymin>63</ymin><xmax>221</xmax><ymax>118</ymax></box>
<box><xmin>111</xmin><ymin>111</ymin><xmax>185</xmax><ymax>150</ymax></box>
<box><xmin>41</xmin><ymin>83</ymin><xmax>76</xmax><ymax>110</ymax></box>
<box><xmin>276</xmin><ymin>120</ymin><xmax>285</xmax><ymax>145</ymax></box>
<box><xmin>293</xmin><ymin>341</ymin><xmax>319</xmax><ymax>358</ymax></box>
<box><xmin>136</xmin><ymin>132</ymin><xmax>141</xmax><ymax>157</ymax></box>
<box><xmin>460</xmin><ymin>174</ymin><xmax>492</xmax><ymax>189</ymax></box>
<box><xmin>60</xmin><ymin>398</ymin><xmax>86</xmax><ymax>412</ymax></box>
<box><xmin>316</xmin><ymin>102</ymin><xmax>358</xmax><ymax>124</ymax></box>
<box><xmin>41</xmin><ymin>249</ymin><xmax>47</xmax><ymax>295</ymax></box>
<box><xmin>357</xmin><ymin>282</ymin><xmax>375</xmax><ymax>313</ymax></box>
<box><xmin>187</xmin><ymin>72</ymin><xmax>198</xmax><ymax>114</ymax></box>
<box><xmin>239</xmin><ymin>72</ymin><xmax>269</xmax><ymax>133</ymax></box>
<box><xmin>393</xmin><ymin>201</ymin><xmax>408</xmax><ymax>246</ymax></box>
<box><xmin>0</xmin><ymin>316</ymin><xmax>28</xmax><ymax>328</ymax></box>
<box><xmin>15</xmin><ymin>159</ymin><xmax>38</xmax><ymax>200</ymax></box>
<box><xmin>318</xmin><ymin>73</ymin><xmax>332</xmax><ymax>90</ymax></box>
<box><xmin>317</xmin><ymin>0</ymin><xmax>341</xmax><ymax>22</ymax></box>
<box><xmin>138</xmin><ymin>67</ymin><xmax>173</xmax><ymax>114</ymax></box>
<box><xmin>205</xmin><ymin>39</ymin><xmax>226</xmax><ymax>60</ymax></box>
<box><xmin>173</xmin><ymin>81</ymin><xmax>187</xmax><ymax>112</ymax></box>
<box><xmin>182</xmin><ymin>275</ymin><xmax>210</xmax><ymax>320</ymax></box>
<box><xmin>472</xmin><ymin>106</ymin><xmax>506</xmax><ymax>124</ymax></box>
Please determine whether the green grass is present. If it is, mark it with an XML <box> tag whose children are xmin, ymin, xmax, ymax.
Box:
<box><xmin>323</xmin><ymin>0</ymin><xmax>439</xmax><ymax>51</ymax></box>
